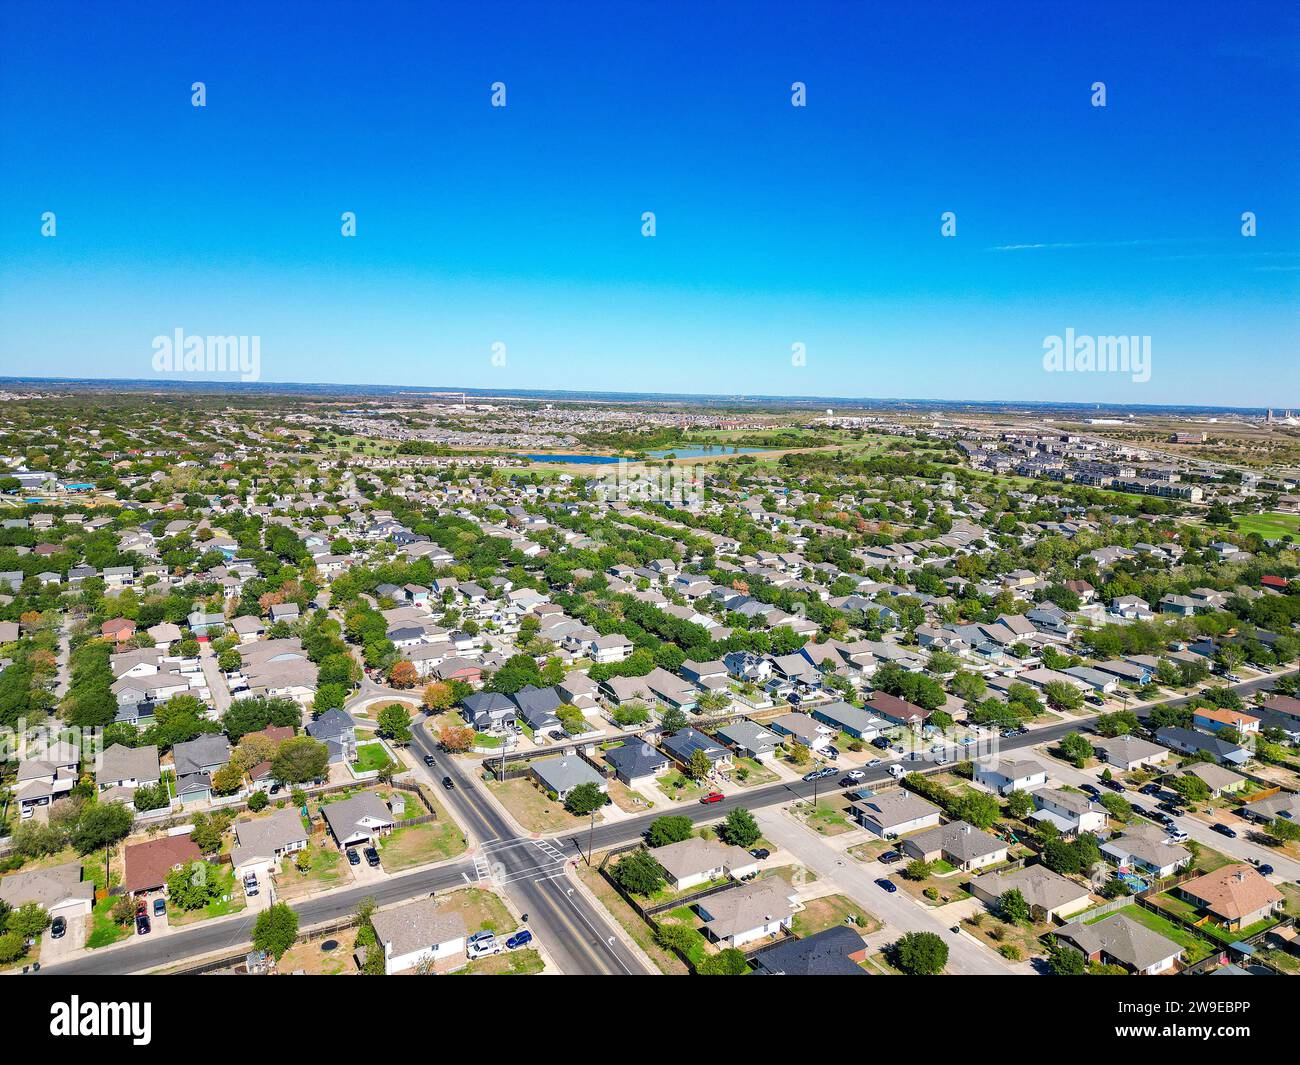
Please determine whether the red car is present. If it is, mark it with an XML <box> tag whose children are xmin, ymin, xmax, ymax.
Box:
<box><xmin>700</xmin><ymin>791</ymin><xmax>724</xmax><ymax>804</ymax></box>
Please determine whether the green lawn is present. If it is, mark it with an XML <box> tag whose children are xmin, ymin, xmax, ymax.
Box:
<box><xmin>378</xmin><ymin>817</ymin><xmax>467</xmax><ymax>871</ymax></box>
<box><xmin>86</xmin><ymin>895</ymin><xmax>131</xmax><ymax>949</ymax></box>
<box><xmin>351</xmin><ymin>741</ymin><xmax>397</xmax><ymax>774</ymax></box>
<box><xmin>1231</xmin><ymin>512</ymin><xmax>1300</xmax><ymax>539</ymax></box>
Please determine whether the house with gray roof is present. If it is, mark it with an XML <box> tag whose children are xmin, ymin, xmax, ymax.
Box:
<box><xmin>306</xmin><ymin>708</ymin><xmax>357</xmax><ymax>763</ymax></box>
<box><xmin>900</xmin><ymin>820</ymin><xmax>1008</xmax><ymax>871</ymax></box>
<box><xmin>716</xmin><ymin>719</ymin><xmax>781</xmax><ymax>759</ymax></box>
<box><xmin>95</xmin><ymin>743</ymin><xmax>161</xmax><ymax>793</ymax></box>
<box><xmin>1055</xmin><ymin>912</ymin><xmax>1183</xmax><ymax>974</ymax></box>
<box><xmin>322</xmin><ymin>792</ymin><xmax>396</xmax><ymax>849</ymax></box>
<box><xmin>604</xmin><ymin>740</ymin><xmax>669</xmax><ymax>787</ymax></box>
<box><xmin>652</xmin><ymin>837</ymin><xmax>758</xmax><ymax>891</ymax></box>
<box><xmin>229</xmin><ymin>807</ymin><xmax>309</xmax><ymax>880</ymax></box>
<box><xmin>694</xmin><ymin>878</ymin><xmax>796</xmax><ymax>948</ymax></box>
<box><xmin>531</xmin><ymin>755</ymin><xmax>607</xmax><ymax>802</ymax></box>
<box><xmin>369</xmin><ymin>897</ymin><xmax>468</xmax><ymax>974</ymax></box>
<box><xmin>811</xmin><ymin>700</ymin><xmax>885</xmax><ymax>740</ymax></box>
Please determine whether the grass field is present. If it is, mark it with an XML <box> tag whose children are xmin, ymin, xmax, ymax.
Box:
<box><xmin>1232</xmin><ymin>512</ymin><xmax>1300</xmax><ymax>539</ymax></box>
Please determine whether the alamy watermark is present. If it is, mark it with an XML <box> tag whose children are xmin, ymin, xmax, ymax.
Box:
<box><xmin>151</xmin><ymin>328</ymin><xmax>261</xmax><ymax>382</ymax></box>
<box><xmin>1042</xmin><ymin>327</ymin><xmax>1150</xmax><ymax>383</ymax></box>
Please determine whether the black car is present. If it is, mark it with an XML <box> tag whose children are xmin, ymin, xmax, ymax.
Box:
<box><xmin>1139</xmin><ymin>783</ymin><xmax>1162</xmax><ymax>796</ymax></box>
<box><xmin>442</xmin><ymin>776</ymin><xmax>455</xmax><ymax>790</ymax></box>
<box><xmin>1257</xmin><ymin>864</ymin><xmax>1275</xmax><ymax>877</ymax></box>
<box><xmin>1211</xmin><ymin>823</ymin><xmax>1238</xmax><ymax>839</ymax></box>
<box><xmin>1157</xmin><ymin>802</ymin><xmax>1182</xmax><ymax>816</ymax></box>
<box><xmin>364</xmin><ymin>846</ymin><xmax>381</xmax><ymax>867</ymax></box>
<box><xmin>1102</xmin><ymin>778</ymin><xmax>1125</xmax><ymax>792</ymax></box>
<box><xmin>136</xmin><ymin>914</ymin><xmax>151</xmax><ymax>936</ymax></box>
<box><xmin>871</xmin><ymin>736</ymin><xmax>892</xmax><ymax>750</ymax></box>
<box><xmin>875</xmin><ymin>877</ymin><xmax>898</xmax><ymax>893</ymax></box>
<box><xmin>1131</xmin><ymin>804</ymin><xmax>1153</xmax><ymax>820</ymax></box>
<box><xmin>1080</xmin><ymin>784</ymin><xmax>1101</xmax><ymax>799</ymax></box>
<box><xmin>749</xmin><ymin>848</ymin><xmax>771</xmax><ymax>860</ymax></box>
<box><xmin>423</xmin><ymin>754</ymin><xmax>436</xmax><ymax>767</ymax></box>
<box><xmin>50</xmin><ymin>916</ymin><xmax>66</xmax><ymax>940</ymax></box>
<box><xmin>346</xmin><ymin>848</ymin><xmax>361</xmax><ymax>866</ymax></box>
<box><xmin>879</xmin><ymin>850</ymin><xmax>903</xmax><ymax>865</ymax></box>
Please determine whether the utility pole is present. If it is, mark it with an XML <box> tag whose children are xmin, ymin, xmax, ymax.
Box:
<box><xmin>586</xmin><ymin>806</ymin><xmax>596</xmax><ymax>866</ymax></box>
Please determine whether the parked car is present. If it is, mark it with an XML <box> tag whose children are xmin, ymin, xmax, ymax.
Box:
<box><xmin>50</xmin><ymin>916</ymin><xmax>66</xmax><ymax>940</ymax></box>
<box><xmin>875</xmin><ymin>877</ymin><xmax>898</xmax><ymax>893</ymax></box>
<box><xmin>467</xmin><ymin>931</ymin><xmax>502</xmax><ymax>959</ymax></box>
<box><xmin>243</xmin><ymin>876</ymin><xmax>259</xmax><ymax>897</ymax></box>
<box><xmin>1166</xmin><ymin>829</ymin><xmax>1189</xmax><ymax>843</ymax></box>
<box><xmin>865</xmin><ymin>758</ymin><xmax>883</xmax><ymax>768</ymax></box>
<box><xmin>871</xmin><ymin>736</ymin><xmax>891</xmax><ymax>750</ymax></box>
<box><xmin>843</xmin><ymin>768</ymin><xmax>865</xmax><ymax>781</ymax></box>
<box><xmin>1211</xmin><ymin>823</ymin><xmax>1238</xmax><ymax>838</ymax></box>
<box><xmin>505</xmin><ymin>929</ymin><xmax>534</xmax><ymax>950</ymax></box>
<box><xmin>1257</xmin><ymin>864</ymin><xmax>1275</xmax><ymax>877</ymax></box>
<box><xmin>879</xmin><ymin>850</ymin><xmax>903</xmax><ymax>865</ymax></box>
<box><xmin>700</xmin><ymin>791</ymin><xmax>725</xmax><ymax>804</ymax></box>
<box><xmin>1102</xmin><ymin>778</ymin><xmax>1125</xmax><ymax>792</ymax></box>
<box><xmin>347</xmin><ymin>848</ymin><xmax>361</xmax><ymax>866</ymax></box>
<box><xmin>749</xmin><ymin>847</ymin><xmax>771</xmax><ymax>860</ymax></box>
<box><xmin>442</xmin><ymin>776</ymin><xmax>455</xmax><ymax>790</ymax></box>
<box><xmin>364</xmin><ymin>846</ymin><xmax>380</xmax><ymax>867</ymax></box>
<box><xmin>823</xmin><ymin>746</ymin><xmax>840</xmax><ymax>760</ymax></box>
<box><xmin>152</xmin><ymin>897</ymin><xmax>166</xmax><ymax>918</ymax></box>
<box><xmin>136</xmin><ymin>914</ymin><xmax>151</xmax><ymax>936</ymax></box>
<box><xmin>1080</xmin><ymin>784</ymin><xmax>1101</xmax><ymax>799</ymax></box>
<box><xmin>1139</xmin><ymin>783</ymin><xmax>1162</xmax><ymax>796</ymax></box>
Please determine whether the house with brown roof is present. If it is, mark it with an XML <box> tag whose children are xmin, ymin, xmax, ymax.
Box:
<box><xmin>100</xmin><ymin>618</ymin><xmax>137</xmax><ymax>644</ymax></box>
<box><xmin>124</xmin><ymin>835</ymin><xmax>203</xmax><ymax>895</ymax></box>
<box><xmin>1177</xmin><ymin>864</ymin><xmax>1283</xmax><ymax>932</ymax></box>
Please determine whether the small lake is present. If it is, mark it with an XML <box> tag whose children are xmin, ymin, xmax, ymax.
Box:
<box><xmin>518</xmin><ymin>454</ymin><xmax>621</xmax><ymax>464</ymax></box>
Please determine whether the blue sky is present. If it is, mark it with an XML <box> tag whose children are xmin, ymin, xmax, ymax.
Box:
<box><xmin>0</xmin><ymin>0</ymin><xmax>1296</xmax><ymax>406</ymax></box>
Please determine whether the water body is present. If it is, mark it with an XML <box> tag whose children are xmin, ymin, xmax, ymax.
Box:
<box><xmin>518</xmin><ymin>454</ymin><xmax>620</xmax><ymax>464</ymax></box>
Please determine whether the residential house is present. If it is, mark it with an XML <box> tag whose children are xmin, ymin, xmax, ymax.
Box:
<box><xmin>123</xmin><ymin>835</ymin><xmax>203</xmax><ymax>895</ymax></box>
<box><xmin>899</xmin><ymin>820</ymin><xmax>1008</xmax><ymax>872</ymax></box>
<box><xmin>693</xmin><ymin>878</ymin><xmax>797</xmax><ymax>948</ymax></box>
<box><xmin>322</xmin><ymin>792</ymin><xmax>397</xmax><ymax>849</ymax></box>
<box><xmin>651</xmin><ymin>837</ymin><xmax>758</xmax><ymax>892</ymax></box>
<box><xmin>1054</xmin><ymin>912</ymin><xmax>1183</xmax><ymax>975</ymax></box>
<box><xmin>969</xmin><ymin>864</ymin><xmax>1093</xmax><ymax>922</ymax></box>
<box><xmin>530</xmin><ymin>755</ymin><xmax>607</xmax><ymax>802</ymax></box>
<box><xmin>1031</xmin><ymin>788</ymin><xmax>1108</xmax><ymax>835</ymax></box>
<box><xmin>369</xmin><ymin>897</ymin><xmax>469</xmax><ymax>974</ymax></box>
<box><xmin>1177</xmin><ymin>864</ymin><xmax>1283</xmax><ymax>933</ymax></box>
<box><xmin>229</xmin><ymin>807</ymin><xmax>311</xmax><ymax>881</ymax></box>
<box><xmin>306</xmin><ymin>708</ymin><xmax>357</xmax><ymax>763</ymax></box>
<box><xmin>973</xmin><ymin>757</ymin><xmax>1048</xmax><ymax>796</ymax></box>
<box><xmin>850</xmin><ymin>790</ymin><xmax>943</xmax><ymax>837</ymax></box>
<box><xmin>604</xmin><ymin>740</ymin><xmax>669</xmax><ymax>788</ymax></box>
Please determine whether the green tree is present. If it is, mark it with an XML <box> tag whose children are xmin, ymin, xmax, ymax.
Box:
<box><xmin>697</xmin><ymin>947</ymin><xmax>749</xmax><ymax>974</ymax></box>
<box><xmin>892</xmin><ymin>931</ymin><xmax>948</xmax><ymax>975</ymax></box>
<box><xmin>377</xmin><ymin>703</ymin><xmax>413</xmax><ymax>744</ymax></box>
<box><xmin>1058</xmin><ymin>731</ymin><xmax>1093</xmax><ymax>768</ymax></box>
<box><xmin>686</xmin><ymin>748</ymin><xmax>712</xmax><ymax>782</ymax></box>
<box><xmin>719</xmin><ymin>807</ymin><xmax>760</xmax><ymax>848</ymax></box>
<box><xmin>646</xmin><ymin>815</ymin><xmax>694</xmax><ymax>848</ymax></box>
<box><xmin>70</xmin><ymin>801</ymin><xmax>133</xmax><ymax>854</ymax></box>
<box><xmin>998</xmin><ymin>888</ymin><xmax>1030</xmax><ymax>924</ymax></box>
<box><xmin>564</xmin><ymin>781</ymin><xmax>606</xmax><ymax>816</ymax></box>
<box><xmin>1006</xmin><ymin>789</ymin><xmax>1034</xmax><ymax>819</ymax></box>
<box><xmin>612</xmin><ymin>849</ymin><xmax>666</xmax><ymax>896</ymax></box>
<box><xmin>252</xmin><ymin>902</ymin><xmax>299</xmax><ymax>960</ymax></box>
<box><xmin>271</xmin><ymin>736</ymin><xmax>330</xmax><ymax>784</ymax></box>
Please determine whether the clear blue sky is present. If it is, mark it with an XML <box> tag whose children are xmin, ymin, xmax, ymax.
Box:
<box><xmin>1</xmin><ymin>0</ymin><xmax>1296</xmax><ymax>406</ymax></box>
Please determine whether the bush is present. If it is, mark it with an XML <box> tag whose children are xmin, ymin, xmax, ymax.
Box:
<box><xmin>247</xmin><ymin>791</ymin><xmax>269</xmax><ymax>812</ymax></box>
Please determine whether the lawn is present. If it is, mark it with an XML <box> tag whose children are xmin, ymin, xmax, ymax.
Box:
<box><xmin>273</xmin><ymin>843</ymin><xmax>351</xmax><ymax>900</ymax></box>
<box><xmin>658</xmin><ymin>905</ymin><xmax>714</xmax><ymax>969</ymax></box>
<box><xmin>1146</xmin><ymin>891</ymin><xmax>1279</xmax><ymax>943</ymax></box>
<box><xmin>791</xmin><ymin>894</ymin><xmax>881</xmax><ymax>937</ymax></box>
<box><xmin>1232</xmin><ymin>512</ymin><xmax>1300</xmax><ymax>539</ymax></box>
<box><xmin>485</xmin><ymin>777</ymin><xmax>599</xmax><ymax>834</ymax></box>
<box><xmin>351</xmin><ymin>740</ymin><xmax>398</xmax><ymax>775</ymax></box>
<box><xmin>169</xmin><ymin>865</ymin><xmax>247</xmax><ymax>927</ymax></box>
<box><xmin>606</xmin><ymin>778</ymin><xmax>654</xmax><ymax>813</ymax></box>
<box><xmin>457</xmin><ymin>947</ymin><xmax>545</xmax><ymax>975</ymax></box>
<box><xmin>656</xmin><ymin>770</ymin><xmax>707</xmax><ymax>802</ymax></box>
<box><xmin>434</xmin><ymin>887</ymin><xmax>518</xmax><ymax>938</ymax></box>
<box><xmin>276</xmin><ymin>927</ymin><xmax>358</xmax><ymax>975</ymax></box>
<box><xmin>85</xmin><ymin>896</ymin><xmax>132</xmax><ymax>950</ymax></box>
<box><xmin>378</xmin><ymin>816</ymin><xmax>467</xmax><ymax>871</ymax></box>
<box><xmin>792</xmin><ymin>798</ymin><xmax>854</xmax><ymax>836</ymax></box>
<box><xmin>963</xmin><ymin>913</ymin><xmax>1052</xmax><ymax>960</ymax></box>
<box><xmin>732</xmin><ymin>757</ymin><xmax>779</xmax><ymax>788</ymax></box>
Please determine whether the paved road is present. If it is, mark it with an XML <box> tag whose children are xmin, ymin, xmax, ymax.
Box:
<box><xmin>35</xmin><ymin>669</ymin><xmax>1296</xmax><ymax>975</ymax></box>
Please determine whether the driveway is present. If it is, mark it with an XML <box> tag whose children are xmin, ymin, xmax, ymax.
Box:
<box><xmin>756</xmin><ymin>808</ymin><xmax>1033</xmax><ymax>974</ymax></box>
<box><xmin>198</xmin><ymin>642</ymin><xmax>232</xmax><ymax>715</ymax></box>
<box><xmin>41</xmin><ymin>913</ymin><xmax>86</xmax><ymax>963</ymax></box>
